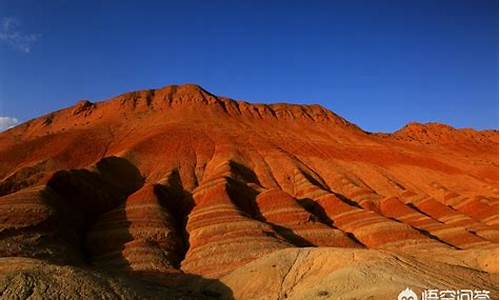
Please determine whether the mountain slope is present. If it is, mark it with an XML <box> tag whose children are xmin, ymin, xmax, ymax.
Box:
<box><xmin>0</xmin><ymin>84</ymin><xmax>497</xmax><ymax>299</ymax></box>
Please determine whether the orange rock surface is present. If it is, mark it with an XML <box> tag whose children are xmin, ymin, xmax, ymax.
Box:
<box><xmin>0</xmin><ymin>84</ymin><xmax>497</xmax><ymax>298</ymax></box>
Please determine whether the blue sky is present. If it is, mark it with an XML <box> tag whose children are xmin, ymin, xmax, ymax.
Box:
<box><xmin>0</xmin><ymin>0</ymin><xmax>498</xmax><ymax>132</ymax></box>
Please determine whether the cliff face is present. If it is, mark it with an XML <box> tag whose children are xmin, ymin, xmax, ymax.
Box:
<box><xmin>0</xmin><ymin>84</ymin><xmax>497</xmax><ymax>298</ymax></box>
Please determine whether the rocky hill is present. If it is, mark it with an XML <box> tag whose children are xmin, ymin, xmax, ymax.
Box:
<box><xmin>0</xmin><ymin>84</ymin><xmax>497</xmax><ymax>299</ymax></box>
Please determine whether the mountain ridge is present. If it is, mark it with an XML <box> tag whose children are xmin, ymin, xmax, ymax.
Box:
<box><xmin>5</xmin><ymin>84</ymin><xmax>496</xmax><ymax>140</ymax></box>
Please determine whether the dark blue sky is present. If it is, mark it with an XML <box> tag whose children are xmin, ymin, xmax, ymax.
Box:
<box><xmin>0</xmin><ymin>0</ymin><xmax>498</xmax><ymax>132</ymax></box>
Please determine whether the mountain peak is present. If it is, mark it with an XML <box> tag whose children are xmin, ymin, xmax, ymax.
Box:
<box><xmin>158</xmin><ymin>83</ymin><xmax>214</xmax><ymax>96</ymax></box>
<box><xmin>72</xmin><ymin>83</ymin><xmax>362</xmax><ymax>130</ymax></box>
<box><xmin>393</xmin><ymin>121</ymin><xmax>498</xmax><ymax>144</ymax></box>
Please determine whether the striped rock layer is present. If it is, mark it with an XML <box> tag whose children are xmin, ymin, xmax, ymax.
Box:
<box><xmin>0</xmin><ymin>84</ymin><xmax>497</xmax><ymax>280</ymax></box>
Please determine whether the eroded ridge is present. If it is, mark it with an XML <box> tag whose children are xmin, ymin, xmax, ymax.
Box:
<box><xmin>181</xmin><ymin>177</ymin><xmax>291</xmax><ymax>277</ymax></box>
<box><xmin>87</xmin><ymin>184</ymin><xmax>183</xmax><ymax>274</ymax></box>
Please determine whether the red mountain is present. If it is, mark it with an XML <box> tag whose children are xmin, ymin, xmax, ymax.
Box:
<box><xmin>0</xmin><ymin>84</ymin><xmax>497</xmax><ymax>299</ymax></box>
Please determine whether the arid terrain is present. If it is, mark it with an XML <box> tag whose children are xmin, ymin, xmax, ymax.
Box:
<box><xmin>0</xmin><ymin>84</ymin><xmax>497</xmax><ymax>299</ymax></box>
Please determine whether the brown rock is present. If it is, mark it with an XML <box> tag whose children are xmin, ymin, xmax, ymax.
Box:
<box><xmin>0</xmin><ymin>84</ymin><xmax>497</xmax><ymax>297</ymax></box>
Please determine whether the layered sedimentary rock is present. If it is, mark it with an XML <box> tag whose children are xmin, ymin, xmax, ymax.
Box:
<box><xmin>255</xmin><ymin>189</ymin><xmax>362</xmax><ymax>248</ymax></box>
<box><xmin>181</xmin><ymin>178</ymin><xmax>291</xmax><ymax>278</ymax></box>
<box><xmin>379</xmin><ymin>196</ymin><xmax>494</xmax><ymax>249</ymax></box>
<box><xmin>0</xmin><ymin>186</ymin><xmax>83</xmax><ymax>264</ymax></box>
<box><xmin>0</xmin><ymin>84</ymin><xmax>497</xmax><ymax>298</ymax></box>
<box><xmin>87</xmin><ymin>184</ymin><xmax>183</xmax><ymax>274</ymax></box>
<box><xmin>400</xmin><ymin>191</ymin><xmax>498</xmax><ymax>243</ymax></box>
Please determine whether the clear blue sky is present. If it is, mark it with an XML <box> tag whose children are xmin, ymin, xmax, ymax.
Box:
<box><xmin>0</xmin><ymin>0</ymin><xmax>498</xmax><ymax>132</ymax></box>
